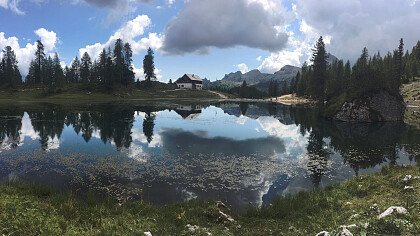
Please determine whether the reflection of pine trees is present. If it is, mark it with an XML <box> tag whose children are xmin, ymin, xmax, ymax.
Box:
<box><xmin>327</xmin><ymin>123</ymin><xmax>404</xmax><ymax>175</ymax></box>
<box><xmin>239</xmin><ymin>102</ymin><xmax>249</xmax><ymax>116</ymax></box>
<box><xmin>306</xmin><ymin>129</ymin><xmax>330</xmax><ymax>188</ymax></box>
<box><xmin>266</xmin><ymin>103</ymin><xmax>277</xmax><ymax>116</ymax></box>
<box><xmin>65</xmin><ymin>106</ymin><xmax>135</xmax><ymax>150</ymax></box>
<box><xmin>0</xmin><ymin>110</ymin><xmax>23</xmax><ymax>149</ymax></box>
<box><xmin>143</xmin><ymin>112</ymin><xmax>156</xmax><ymax>144</ymax></box>
<box><xmin>29</xmin><ymin>108</ymin><xmax>65</xmax><ymax>150</ymax></box>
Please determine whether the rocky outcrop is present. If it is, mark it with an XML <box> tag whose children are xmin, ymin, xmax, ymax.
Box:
<box><xmin>334</xmin><ymin>90</ymin><xmax>406</xmax><ymax>122</ymax></box>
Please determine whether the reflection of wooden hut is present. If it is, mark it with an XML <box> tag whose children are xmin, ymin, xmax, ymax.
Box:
<box><xmin>175</xmin><ymin>105</ymin><xmax>202</xmax><ymax>119</ymax></box>
<box><xmin>175</xmin><ymin>74</ymin><xmax>203</xmax><ymax>90</ymax></box>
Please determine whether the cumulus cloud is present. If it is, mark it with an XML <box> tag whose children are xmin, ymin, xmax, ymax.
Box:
<box><xmin>257</xmin><ymin>0</ymin><xmax>420</xmax><ymax>72</ymax></box>
<box><xmin>236</xmin><ymin>63</ymin><xmax>250</xmax><ymax>74</ymax></box>
<box><xmin>295</xmin><ymin>0</ymin><xmax>420</xmax><ymax>61</ymax></box>
<box><xmin>0</xmin><ymin>28</ymin><xmax>58</xmax><ymax>76</ymax></box>
<box><xmin>73</xmin><ymin>0</ymin><xmax>153</xmax><ymax>21</ymax></box>
<box><xmin>258</xmin><ymin>19</ymin><xmax>329</xmax><ymax>73</ymax></box>
<box><xmin>162</xmin><ymin>0</ymin><xmax>291</xmax><ymax>54</ymax></box>
<box><xmin>79</xmin><ymin>15</ymin><xmax>163</xmax><ymax>59</ymax></box>
<box><xmin>132</xmin><ymin>64</ymin><xmax>163</xmax><ymax>82</ymax></box>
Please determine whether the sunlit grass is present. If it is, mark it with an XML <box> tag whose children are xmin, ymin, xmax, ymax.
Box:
<box><xmin>0</xmin><ymin>165</ymin><xmax>418</xmax><ymax>235</ymax></box>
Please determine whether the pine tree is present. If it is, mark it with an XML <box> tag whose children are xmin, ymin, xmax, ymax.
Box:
<box><xmin>344</xmin><ymin>60</ymin><xmax>351</xmax><ymax>80</ymax></box>
<box><xmin>52</xmin><ymin>53</ymin><xmax>64</xmax><ymax>87</ymax></box>
<box><xmin>70</xmin><ymin>57</ymin><xmax>81</xmax><ymax>83</ymax></box>
<box><xmin>26</xmin><ymin>60</ymin><xmax>37</xmax><ymax>85</ymax></box>
<box><xmin>98</xmin><ymin>49</ymin><xmax>107</xmax><ymax>84</ymax></box>
<box><xmin>80</xmin><ymin>52</ymin><xmax>92</xmax><ymax>84</ymax></box>
<box><xmin>123</xmin><ymin>42</ymin><xmax>135</xmax><ymax>86</ymax></box>
<box><xmin>395</xmin><ymin>38</ymin><xmax>405</xmax><ymax>85</ymax></box>
<box><xmin>105</xmin><ymin>55</ymin><xmax>114</xmax><ymax>90</ymax></box>
<box><xmin>310</xmin><ymin>36</ymin><xmax>327</xmax><ymax>102</ymax></box>
<box><xmin>113</xmin><ymin>39</ymin><xmax>124</xmax><ymax>85</ymax></box>
<box><xmin>0</xmin><ymin>46</ymin><xmax>22</xmax><ymax>88</ymax></box>
<box><xmin>143</xmin><ymin>47</ymin><xmax>156</xmax><ymax>85</ymax></box>
<box><xmin>35</xmin><ymin>40</ymin><xmax>45</xmax><ymax>84</ymax></box>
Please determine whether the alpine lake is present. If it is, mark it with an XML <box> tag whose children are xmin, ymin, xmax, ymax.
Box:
<box><xmin>0</xmin><ymin>101</ymin><xmax>419</xmax><ymax>211</ymax></box>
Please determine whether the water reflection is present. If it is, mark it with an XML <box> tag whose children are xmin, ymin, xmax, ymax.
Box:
<box><xmin>0</xmin><ymin>102</ymin><xmax>418</xmax><ymax>210</ymax></box>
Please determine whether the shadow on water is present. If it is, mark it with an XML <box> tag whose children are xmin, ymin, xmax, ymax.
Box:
<box><xmin>0</xmin><ymin>102</ymin><xmax>418</xmax><ymax>211</ymax></box>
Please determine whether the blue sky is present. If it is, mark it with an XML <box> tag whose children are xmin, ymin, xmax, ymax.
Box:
<box><xmin>1</xmin><ymin>0</ymin><xmax>419</xmax><ymax>82</ymax></box>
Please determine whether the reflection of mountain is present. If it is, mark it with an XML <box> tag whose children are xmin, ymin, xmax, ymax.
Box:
<box><xmin>160</xmin><ymin>128</ymin><xmax>285</xmax><ymax>156</ymax></box>
<box><xmin>218</xmin><ymin>103</ymin><xmax>295</xmax><ymax>125</ymax></box>
<box><xmin>174</xmin><ymin>105</ymin><xmax>203</xmax><ymax>119</ymax></box>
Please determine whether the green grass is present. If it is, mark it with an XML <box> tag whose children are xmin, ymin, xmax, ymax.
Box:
<box><xmin>0</xmin><ymin>85</ymin><xmax>222</xmax><ymax>104</ymax></box>
<box><xmin>1</xmin><ymin>166</ymin><xmax>419</xmax><ymax>235</ymax></box>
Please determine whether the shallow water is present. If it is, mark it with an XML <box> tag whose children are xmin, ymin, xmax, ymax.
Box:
<box><xmin>0</xmin><ymin>102</ymin><xmax>419</xmax><ymax>210</ymax></box>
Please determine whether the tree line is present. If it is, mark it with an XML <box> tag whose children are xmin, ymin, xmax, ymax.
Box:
<box><xmin>291</xmin><ymin>37</ymin><xmax>420</xmax><ymax>103</ymax></box>
<box><xmin>0</xmin><ymin>39</ymin><xmax>158</xmax><ymax>91</ymax></box>
<box><xmin>0</xmin><ymin>46</ymin><xmax>22</xmax><ymax>88</ymax></box>
<box><xmin>25</xmin><ymin>39</ymin><xmax>136</xmax><ymax>90</ymax></box>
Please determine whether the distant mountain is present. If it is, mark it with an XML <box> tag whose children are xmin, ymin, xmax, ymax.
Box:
<box><xmin>207</xmin><ymin>65</ymin><xmax>301</xmax><ymax>92</ymax></box>
<box><xmin>326</xmin><ymin>53</ymin><xmax>339</xmax><ymax>64</ymax></box>
<box><xmin>206</xmin><ymin>54</ymin><xmax>339</xmax><ymax>92</ymax></box>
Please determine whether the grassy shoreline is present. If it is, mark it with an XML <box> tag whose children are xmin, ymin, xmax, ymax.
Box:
<box><xmin>1</xmin><ymin>165</ymin><xmax>418</xmax><ymax>235</ymax></box>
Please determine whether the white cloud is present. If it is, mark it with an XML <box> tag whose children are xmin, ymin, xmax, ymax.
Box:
<box><xmin>0</xmin><ymin>0</ymin><xmax>25</xmax><ymax>15</ymax></box>
<box><xmin>132</xmin><ymin>64</ymin><xmax>164</xmax><ymax>82</ymax></box>
<box><xmin>79</xmin><ymin>15</ymin><xmax>163</xmax><ymax>59</ymax></box>
<box><xmin>294</xmin><ymin>0</ymin><xmax>420</xmax><ymax>60</ymax></box>
<box><xmin>162</xmin><ymin>0</ymin><xmax>291</xmax><ymax>54</ymax></box>
<box><xmin>258</xmin><ymin>17</ymin><xmax>331</xmax><ymax>73</ymax></box>
<box><xmin>236</xmin><ymin>63</ymin><xmax>250</xmax><ymax>74</ymax></box>
<box><xmin>256</xmin><ymin>116</ymin><xmax>308</xmax><ymax>159</ymax></box>
<box><xmin>0</xmin><ymin>28</ymin><xmax>58</xmax><ymax>76</ymax></box>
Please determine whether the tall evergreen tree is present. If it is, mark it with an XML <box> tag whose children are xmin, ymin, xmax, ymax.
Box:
<box><xmin>392</xmin><ymin>38</ymin><xmax>404</xmax><ymax>91</ymax></box>
<box><xmin>70</xmin><ymin>57</ymin><xmax>81</xmax><ymax>83</ymax></box>
<box><xmin>34</xmin><ymin>40</ymin><xmax>45</xmax><ymax>84</ymax></box>
<box><xmin>52</xmin><ymin>53</ymin><xmax>64</xmax><ymax>87</ymax></box>
<box><xmin>80</xmin><ymin>52</ymin><xmax>92</xmax><ymax>84</ymax></box>
<box><xmin>123</xmin><ymin>42</ymin><xmax>135</xmax><ymax>86</ymax></box>
<box><xmin>98</xmin><ymin>49</ymin><xmax>107</xmax><ymax>84</ymax></box>
<box><xmin>143</xmin><ymin>47</ymin><xmax>156</xmax><ymax>85</ymax></box>
<box><xmin>113</xmin><ymin>39</ymin><xmax>124</xmax><ymax>85</ymax></box>
<box><xmin>310</xmin><ymin>36</ymin><xmax>327</xmax><ymax>102</ymax></box>
<box><xmin>0</xmin><ymin>46</ymin><xmax>22</xmax><ymax>88</ymax></box>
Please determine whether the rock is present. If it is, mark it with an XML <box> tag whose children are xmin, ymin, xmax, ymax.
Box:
<box><xmin>337</xmin><ymin>227</ymin><xmax>353</xmax><ymax>236</ymax></box>
<box><xmin>403</xmin><ymin>186</ymin><xmax>414</xmax><ymax>192</ymax></box>
<box><xmin>186</xmin><ymin>224</ymin><xmax>200</xmax><ymax>232</ymax></box>
<box><xmin>144</xmin><ymin>232</ymin><xmax>152</xmax><ymax>236</ymax></box>
<box><xmin>333</xmin><ymin>90</ymin><xmax>405</xmax><ymax>122</ymax></box>
<box><xmin>216</xmin><ymin>201</ymin><xmax>228</xmax><ymax>210</ymax></box>
<box><xmin>349</xmin><ymin>213</ymin><xmax>360</xmax><ymax>220</ymax></box>
<box><xmin>340</xmin><ymin>224</ymin><xmax>357</xmax><ymax>230</ymax></box>
<box><xmin>315</xmin><ymin>231</ymin><xmax>330</xmax><ymax>236</ymax></box>
<box><xmin>370</xmin><ymin>204</ymin><xmax>380</xmax><ymax>213</ymax></box>
<box><xmin>378</xmin><ymin>206</ymin><xmax>408</xmax><ymax>219</ymax></box>
<box><xmin>218</xmin><ymin>210</ymin><xmax>235</xmax><ymax>223</ymax></box>
<box><xmin>403</xmin><ymin>175</ymin><xmax>412</xmax><ymax>182</ymax></box>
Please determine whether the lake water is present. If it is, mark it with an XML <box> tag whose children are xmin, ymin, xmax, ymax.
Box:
<box><xmin>0</xmin><ymin>102</ymin><xmax>419</xmax><ymax>211</ymax></box>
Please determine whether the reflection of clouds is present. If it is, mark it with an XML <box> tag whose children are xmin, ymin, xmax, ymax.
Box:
<box><xmin>131</xmin><ymin>128</ymin><xmax>161</xmax><ymax>148</ymax></box>
<box><xmin>236</xmin><ymin>115</ymin><xmax>249</xmax><ymax>125</ymax></box>
<box><xmin>0</xmin><ymin>138</ymin><xmax>13</xmax><ymax>152</ymax></box>
<box><xmin>124</xmin><ymin>144</ymin><xmax>148</xmax><ymax>163</ymax></box>
<box><xmin>20</xmin><ymin>113</ymin><xmax>38</xmax><ymax>141</ymax></box>
<box><xmin>257</xmin><ymin>116</ymin><xmax>308</xmax><ymax>159</ymax></box>
<box><xmin>46</xmin><ymin>137</ymin><xmax>60</xmax><ymax>151</ymax></box>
